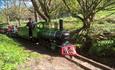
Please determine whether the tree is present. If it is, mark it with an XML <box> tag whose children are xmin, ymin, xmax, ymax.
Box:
<box><xmin>1</xmin><ymin>0</ymin><xmax>34</xmax><ymax>25</ymax></box>
<box><xmin>2</xmin><ymin>0</ymin><xmax>10</xmax><ymax>24</ymax></box>
<box><xmin>63</xmin><ymin>0</ymin><xmax>115</xmax><ymax>31</ymax></box>
<box><xmin>31</xmin><ymin>0</ymin><xmax>64</xmax><ymax>23</ymax></box>
<box><xmin>62</xmin><ymin>0</ymin><xmax>115</xmax><ymax>50</ymax></box>
<box><xmin>10</xmin><ymin>0</ymin><xmax>33</xmax><ymax>26</ymax></box>
<box><xmin>23</xmin><ymin>0</ymin><xmax>38</xmax><ymax>22</ymax></box>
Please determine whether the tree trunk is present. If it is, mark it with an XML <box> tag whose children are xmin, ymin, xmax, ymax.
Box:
<box><xmin>31</xmin><ymin>0</ymin><xmax>48</xmax><ymax>21</ymax></box>
<box><xmin>18</xmin><ymin>19</ymin><xmax>21</xmax><ymax>26</ymax></box>
<box><xmin>45</xmin><ymin>18</ymin><xmax>51</xmax><ymax>28</ymax></box>
<box><xmin>7</xmin><ymin>16</ymin><xmax>10</xmax><ymax>24</ymax></box>
<box><xmin>81</xmin><ymin>18</ymin><xmax>93</xmax><ymax>51</ymax></box>
<box><xmin>34</xmin><ymin>10</ymin><xmax>38</xmax><ymax>22</ymax></box>
<box><xmin>16</xmin><ymin>18</ymin><xmax>21</xmax><ymax>26</ymax></box>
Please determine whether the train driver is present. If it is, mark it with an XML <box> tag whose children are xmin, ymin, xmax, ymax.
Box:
<box><xmin>26</xmin><ymin>18</ymin><xmax>36</xmax><ymax>39</ymax></box>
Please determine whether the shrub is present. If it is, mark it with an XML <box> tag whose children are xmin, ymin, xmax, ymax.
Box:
<box><xmin>89</xmin><ymin>39</ymin><xmax>115</xmax><ymax>57</ymax></box>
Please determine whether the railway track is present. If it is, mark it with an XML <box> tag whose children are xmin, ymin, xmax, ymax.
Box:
<box><xmin>65</xmin><ymin>54</ymin><xmax>114</xmax><ymax>70</ymax></box>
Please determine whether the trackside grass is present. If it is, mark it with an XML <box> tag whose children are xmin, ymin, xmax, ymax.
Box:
<box><xmin>0</xmin><ymin>34</ymin><xmax>41</xmax><ymax>70</ymax></box>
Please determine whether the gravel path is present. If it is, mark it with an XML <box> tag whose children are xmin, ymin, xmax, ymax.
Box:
<box><xmin>17</xmin><ymin>55</ymin><xmax>84</xmax><ymax>70</ymax></box>
<box><xmin>14</xmin><ymin>38</ymin><xmax>83</xmax><ymax>70</ymax></box>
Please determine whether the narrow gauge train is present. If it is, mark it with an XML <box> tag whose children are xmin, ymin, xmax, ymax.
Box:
<box><xmin>0</xmin><ymin>20</ymin><xmax>77</xmax><ymax>56</ymax></box>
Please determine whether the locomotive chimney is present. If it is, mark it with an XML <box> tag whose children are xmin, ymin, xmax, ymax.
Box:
<box><xmin>59</xmin><ymin>19</ymin><xmax>63</xmax><ymax>31</ymax></box>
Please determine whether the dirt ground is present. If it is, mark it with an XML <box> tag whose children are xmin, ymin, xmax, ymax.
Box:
<box><xmin>14</xmin><ymin>38</ymin><xmax>84</xmax><ymax>70</ymax></box>
<box><xmin>17</xmin><ymin>54</ymin><xmax>84</xmax><ymax>70</ymax></box>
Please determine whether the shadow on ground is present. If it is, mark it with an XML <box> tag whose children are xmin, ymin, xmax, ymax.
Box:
<box><xmin>12</xmin><ymin>37</ymin><xmax>60</xmax><ymax>57</ymax></box>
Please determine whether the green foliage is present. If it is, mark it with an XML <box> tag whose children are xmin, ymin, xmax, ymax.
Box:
<box><xmin>96</xmin><ymin>11</ymin><xmax>115</xmax><ymax>20</ymax></box>
<box><xmin>87</xmin><ymin>17</ymin><xmax>115</xmax><ymax>57</ymax></box>
<box><xmin>0</xmin><ymin>34</ymin><xmax>41</xmax><ymax>70</ymax></box>
<box><xmin>90</xmin><ymin>21</ymin><xmax>115</xmax><ymax>37</ymax></box>
<box><xmin>0</xmin><ymin>16</ymin><xmax>4</xmax><ymax>23</ymax></box>
<box><xmin>63</xmin><ymin>17</ymin><xmax>83</xmax><ymax>30</ymax></box>
<box><xmin>18</xmin><ymin>26</ymin><xmax>29</xmax><ymax>37</ymax></box>
<box><xmin>64</xmin><ymin>22</ymin><xmax>82</xmax><ymax>30</ymax></box>
<box><xmin>96</xmin><ymin>20</ymin><xmax>108</xmax><ymax>24</ymax></box>
<box><xmin>89</xmin><ymin>39</ymin><xmax>115</xmax><ymax>56</ymax></box>
<box><xmin>105</xmin><ymin>18</ymin><xmax>115</xmax><ymax>24</ymax></box>
<box><xmin>0</xmin><ymin>24</ymin><xmax>8</xmax><ymax>29</ymax></box>
<box><xmin>63</xmin><ymin>16</ymin><xmax>77</xmax><ymax>21</ymax></box>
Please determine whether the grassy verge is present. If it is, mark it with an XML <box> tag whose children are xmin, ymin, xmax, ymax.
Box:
<box><xmin>0</xmin><ymin>34</ymin><xmax>41</xmax><ymax>70</ymax></box>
